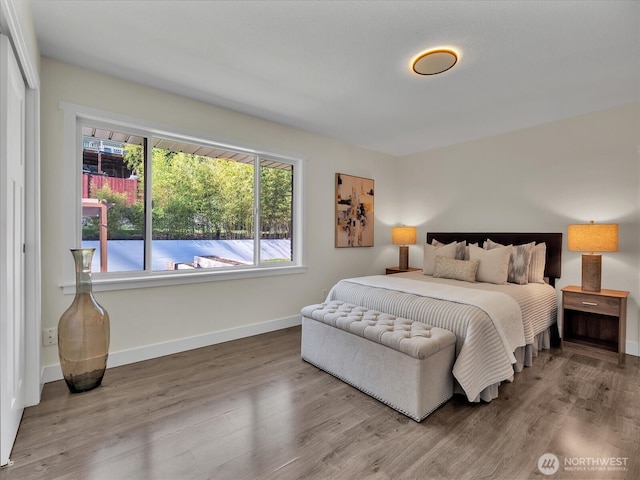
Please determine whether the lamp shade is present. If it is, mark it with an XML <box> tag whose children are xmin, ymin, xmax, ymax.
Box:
<box><xmin>392</xmin><ymin>226</ymin><xmax>417</xmax><ymax>245</ymax></box>
<box><xmin>568</xmin><ymin>221</ymin><xmax>618</xmax><ymax>253</ymax></box>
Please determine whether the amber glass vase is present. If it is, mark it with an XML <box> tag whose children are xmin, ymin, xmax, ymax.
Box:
<box><xmin>58</xmin><ymin>248</ymin><xmax>110</xmax><ymax>393</ymax></box>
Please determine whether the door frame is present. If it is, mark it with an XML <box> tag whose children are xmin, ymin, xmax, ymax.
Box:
<box><xmin>0</xmin><ymin>31</ymin><xmax>27</xmax><ymax>466</ymax></box>
<box><xmin>0</xmin><ymin>0</ymin><xmax>42</xmax><ymax>407</ymax></box>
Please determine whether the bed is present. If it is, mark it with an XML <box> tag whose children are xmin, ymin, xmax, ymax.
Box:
<box><xmin>325</xmin><ymin>232</ymin><xmax>562</xmax><ymax>403</ymax></box>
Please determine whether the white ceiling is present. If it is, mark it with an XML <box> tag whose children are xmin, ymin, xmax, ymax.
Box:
<box><xmin>29</xmin><ymin>0</ymin><xmax>640</xmax><ymax>157</ymax></box>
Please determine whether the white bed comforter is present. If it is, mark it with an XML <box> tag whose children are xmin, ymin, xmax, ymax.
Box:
<box><xmin>326</xmin><ymin>272</ymin><xmax>557</xmax><ymax>402</ymax></box>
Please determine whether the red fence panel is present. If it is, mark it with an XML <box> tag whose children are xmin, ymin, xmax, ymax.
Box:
<box><xmin>83</xmin><ymin>174</ymin><xmax>139</xmax><ymax>205</ymax></box>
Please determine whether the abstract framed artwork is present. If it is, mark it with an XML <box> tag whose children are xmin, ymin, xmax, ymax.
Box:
<box><xmin>335</xmin><ymin>173</ymin><xmax>374</xmax><ymax>247</ymax></box>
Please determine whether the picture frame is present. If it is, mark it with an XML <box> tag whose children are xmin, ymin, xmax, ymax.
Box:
<box><xmin>335</xmin><ymin>173</ymin><xmax>374</xmax><ymax>247</ymax></box>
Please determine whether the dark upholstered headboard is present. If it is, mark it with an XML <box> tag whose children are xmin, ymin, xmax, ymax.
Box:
<box><xmin>426</xmin><ymin>232</ymin><xmax>562</xmax><ymax>287</ymax></box>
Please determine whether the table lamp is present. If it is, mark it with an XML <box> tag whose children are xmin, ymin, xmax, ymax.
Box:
<box><xmin>392</xmin><ymin>226</ymin><xmax>417</xmax><ymax>271</ymax></box>
<box><xmin>567</xmin><ymin>221</ymin><xmax>618</xmax><ymax>292</ymax></box>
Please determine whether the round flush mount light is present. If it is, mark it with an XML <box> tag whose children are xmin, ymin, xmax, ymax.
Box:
<box><xmin>411</xmin><ymin>48</ymin><xmax>459</xmax><ymax>76</ymax></box>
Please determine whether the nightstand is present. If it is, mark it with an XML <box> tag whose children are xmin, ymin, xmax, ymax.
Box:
<box><xmin>385</xmin><ymin>267</ymin><xmax>421</xmax><ymax>275</ymax></box>
<box><xmin>561</xmin><ymin>285</ymin><xmax>629</xmax><ymax>365</ymax></box>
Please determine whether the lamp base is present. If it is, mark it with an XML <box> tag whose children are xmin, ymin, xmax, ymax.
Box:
<box><xmin>398</xmin><ymin>246</ymin><xmax>409</xmax><ymax>271</ymax></box>
<box><xmin>581</xmin><ymin>253</ymin><xmax>602</xmax><ymax>292</ymax></box>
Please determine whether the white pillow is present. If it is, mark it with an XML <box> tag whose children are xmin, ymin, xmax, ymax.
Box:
<box><xmin>485</xmin><ymin>239</ymin><xmax>534</xmax><ymax>285</ymax></box>
<box><xmin>529</xmin><ymin>242</ymin><xmax>547</xmax><ymax>283</ymax></box>
<box><xmin>468</xmin><ymin>244</ymin><xmax>511</xmax><ymax>284</ymax></box>
<box><xmin>463</xmin><ymin>242</ymin><xmax>479</xmax><ymax>261</ymax></box>
<box><xmin>431</xmin><ymin>239</ymin><xmax>466</xmax><ymax>260</ymax></box>
<box><xmin>423</xmin><ymin>241</ymin><xmax>457</xmax><ymax>275</ymax></box>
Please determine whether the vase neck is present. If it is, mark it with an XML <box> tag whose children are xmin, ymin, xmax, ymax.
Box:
<box><xmin>71</xmin><ymin>248</ymin><xmax>94</xmax><ymax>294</ymax></box>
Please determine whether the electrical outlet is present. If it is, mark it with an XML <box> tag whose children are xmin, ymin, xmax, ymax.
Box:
<box><xmin>42</xmin><ymin>327</ymin><xmax>57</xmax><ymax>346</ymax></box>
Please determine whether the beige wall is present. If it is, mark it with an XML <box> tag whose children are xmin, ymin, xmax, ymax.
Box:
<box><xmin>399</xmin><ymin>103</ymin><xmax>640</xmax><ymax>353</ymax></box>
<box><xmin>40</xmin><ymin>58</ymin><xmax>401</xmax><ymax>371</ymax></box>
<box><xmin>40</xmin><ymin>58</ymin><xmax>640</xmax><ymax>375</ymax></box>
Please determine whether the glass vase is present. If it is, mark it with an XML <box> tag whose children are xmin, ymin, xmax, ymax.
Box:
<box><xmin>58</xmin><ymin>248</ymin><xmax>110</xmax><ymax>393</ymax></box>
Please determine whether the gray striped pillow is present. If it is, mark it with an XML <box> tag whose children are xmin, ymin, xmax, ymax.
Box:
<box><xmin>507</xmin><ymin>243</ymin><xmax>534</xmax><ymax>284</ymax></box>
<box><xmin>485</xmin><ymin>239</ymin><xmax>534</xmax><ymax>285</ymax></box>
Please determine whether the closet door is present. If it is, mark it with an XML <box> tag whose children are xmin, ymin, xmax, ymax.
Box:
<box><xmin>0</xmin><ymin>33</ymin><xmax>27</xmax><ymax>467</ymax></box>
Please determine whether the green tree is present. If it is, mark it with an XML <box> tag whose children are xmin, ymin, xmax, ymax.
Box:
<box><xmin>217</xmin><ymin>160</ymin><xmax>254</xmax><ymax>238</ymax></box>
<box><xmin>261</xmin><ymin>166</ymin><xmax>292</xmax><ymax>238</ymax></box>
<box><xmin>151</xmin><ymin>149</ymin><xmax>197</xmax><ymax>238</ymax></box>
<box><xmin>120</xmin><ymin>144</ymin><xmax>292</xmax><ymax>241</ymax></box>
<box><xmin>86</xmin><ymin>183</ymin><xmax>140</xmax><ymax>239</ymax></box>
<box><xmin>124</xmin><ymin>144</ymin><xmax>144</xmax><ymax>184</ymax></box>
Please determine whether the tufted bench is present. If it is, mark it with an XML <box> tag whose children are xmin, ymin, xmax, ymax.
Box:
<box><xmin>300</xmin><ymin>301</ymin><xmax>456</xmax><ymax>422</ymax></box>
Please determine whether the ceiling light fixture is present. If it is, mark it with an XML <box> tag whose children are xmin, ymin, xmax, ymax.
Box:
<box><xmin>411</xmin><ymin>48</ymin><xmax>459</xmax><ymax>76</ymax></box>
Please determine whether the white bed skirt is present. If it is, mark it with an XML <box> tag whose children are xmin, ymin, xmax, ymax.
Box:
<box><xmin>458</xmin><ymin>327</ymin><xmax>552</xmax><ymax>402</ymax></box>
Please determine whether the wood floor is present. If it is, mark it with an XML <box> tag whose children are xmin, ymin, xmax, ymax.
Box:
<box><xmin>2</xmin><ymin>326</ymin><xmax>639</xmax><ymax>480</ymax></box>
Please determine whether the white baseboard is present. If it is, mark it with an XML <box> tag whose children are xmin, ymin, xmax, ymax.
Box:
<box><xmin>41</xmin><ymin>315</ymin><xmax>302</xmax><ymax>385</ymax></box>
<box><xmin>40</xmin><ymin>315</ymin><xmax>638</xmax><ymax>385</ymax></box>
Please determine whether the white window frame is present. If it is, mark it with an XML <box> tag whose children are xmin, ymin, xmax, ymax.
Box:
<box><xmin>61</xmin><ymin>102</ymin><xmax>305</xmax><ymax>293</ymax></box>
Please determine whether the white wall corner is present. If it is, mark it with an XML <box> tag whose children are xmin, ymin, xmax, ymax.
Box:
<box><xmin>626</xmin><ymin>339</ymin><xmax>639</xmax><ymax>358</ymax></box>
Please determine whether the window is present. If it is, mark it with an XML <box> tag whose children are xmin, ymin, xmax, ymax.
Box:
<box><xmin>63</xmin><ymin>103</ymin><xmax>303</xmax><ymax>290</ymax></box>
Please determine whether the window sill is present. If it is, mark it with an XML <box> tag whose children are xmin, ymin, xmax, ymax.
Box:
<box><xmin>61</xmin><ymin>264</ymin><xmax>308</xmax><ymax>294</ymax></box>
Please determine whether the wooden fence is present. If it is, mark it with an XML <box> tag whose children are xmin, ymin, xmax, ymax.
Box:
<box><xmin>83</xmin><ymin>174</ymin><xmax>139</xmax><ymax>205</ymax></box>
